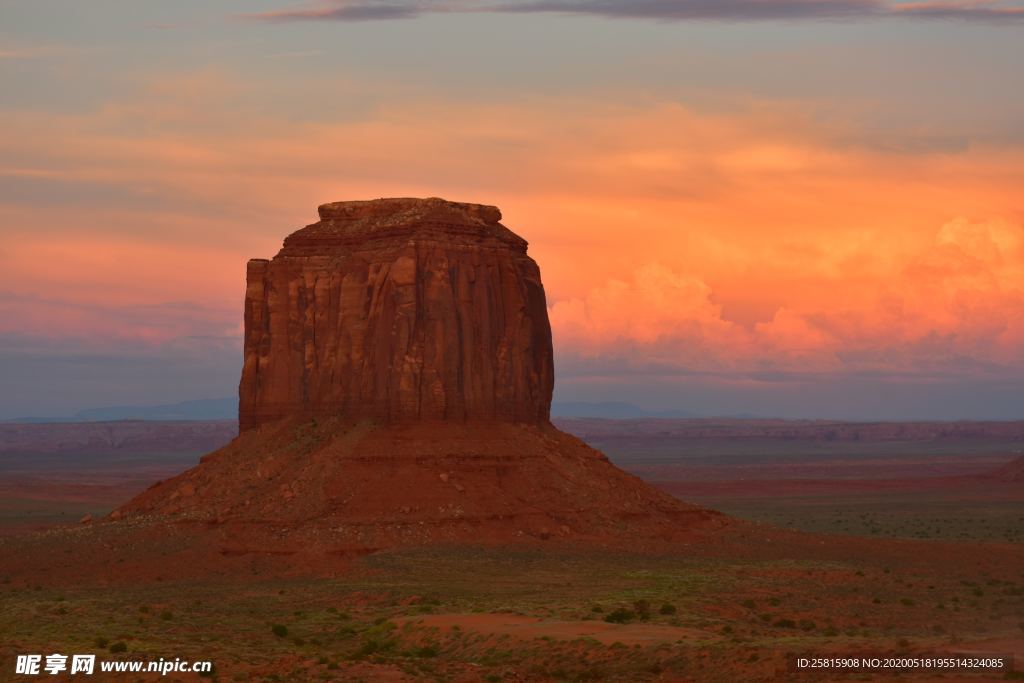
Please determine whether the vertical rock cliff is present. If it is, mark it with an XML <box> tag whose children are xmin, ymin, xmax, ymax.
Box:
<box><xmin>119</xmin><ymin>198</ymin><xmax>720</xmax><ymax>550</ymax></box>
<box><xmin>239</xmin><ymin>198</ymin><xmax>553</xmax><ymax>430</ymax></box>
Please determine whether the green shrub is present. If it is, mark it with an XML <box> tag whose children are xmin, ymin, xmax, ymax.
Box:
<box><xmin>415</xmin><ymin>645</ymin><xmax>439</xmax><ymax>658</ymax></box>
<box><xmin>109</xmin><ymin>642</ymin><xmax>127</xmax><ymax>653</ymax></box>
<box><xmin>271</xmin><ymin>624</ymin><xmax>288</xmax><ymax>638</ymax></box>
<box><xmin>658</xmin><ymin>603</ymin><xmax>677</xmax><ymax>615</ymax></box>
<box><xmin>772</xmin><ymin>618</ymin><xmax>796</xmax><ymax>629</ymax></box>
<box><xmin>604</xmin><ymin>608</ymin><xmax>635</xmax><ymax>624</ymax></box>
<box><xmin>354</xmin><ymin>638</ymin><xmax>395</xmax><ymax>658</ymax></box>
<box><xmin>632</xmin><ymin>600</ymin><xmax>651</xmax><ymax>620</ymax></box>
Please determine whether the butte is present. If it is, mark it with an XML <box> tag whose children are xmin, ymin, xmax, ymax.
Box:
<box><xmin>118</xmin><ymin>198</ymin><xmax>721</xmax><ymax>553</ymax></box>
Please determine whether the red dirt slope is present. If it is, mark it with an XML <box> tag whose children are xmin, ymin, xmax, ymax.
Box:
<box><xmin>117</xmin><ymin>418</ymin><xmax>723</xmax><ymax>551</ymax></box>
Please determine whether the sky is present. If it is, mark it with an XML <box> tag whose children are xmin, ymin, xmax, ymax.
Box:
<box><xmin>1</xmin><ymin>0</ymin><xmax>1022</xmax><ymax>420</ymax></box>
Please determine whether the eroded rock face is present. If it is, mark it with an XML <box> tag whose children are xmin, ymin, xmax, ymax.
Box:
<box><xmin>239</xmin><ymin>198</ymin><xmax>554</xmax><ymax>430</ymax></box>
<box><xmin>115</xmin><ymin>198</ymin><xmax>722</xmax><ymax>554</ymax></box>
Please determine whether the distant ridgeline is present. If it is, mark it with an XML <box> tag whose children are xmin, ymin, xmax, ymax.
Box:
<box><xmin>555</xmin><ymin>418</ymin><xmax>1024</xmax><ymax>442</ymax></box>
<box><xmin>5</xmin><ymin>398</ymin><xmax>237</xmax><ymax>423</ymax></box>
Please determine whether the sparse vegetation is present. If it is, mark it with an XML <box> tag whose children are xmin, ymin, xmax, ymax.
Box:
<box><xmin>632</xmin><ymin>600</ymin><xmax>651</xmax><ymax>620</ymax></box>
<box><xmin>603</xmin><ymin>608</ymin><xmax>635</xmax><ymax>624</ymax></box>
<box><xmin>414</xmin><ymin>644</ymin><xmax>439</xmax><ymax>658</ymax></box>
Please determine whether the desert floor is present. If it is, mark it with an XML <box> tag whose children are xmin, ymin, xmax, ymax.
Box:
<box><xmin>1</xmin><ymin>419</ymin><xmax>1021</xmax><ymax>682</ymax></box>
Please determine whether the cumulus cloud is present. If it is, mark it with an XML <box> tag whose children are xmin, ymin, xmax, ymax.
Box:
<box><xmin>550</xmin><ymin>264</ymin><xmax>747</xmax><ymax>370</ymax></box>
<box><xmin>245</xmin><ymin>0</ymin><xmax>1024</xmax><ymax>22</ymax></box>
<box><xmin>551</xmin><ymin>218</ymin><xmax>1024</xmax><ymax>380</ymax></box>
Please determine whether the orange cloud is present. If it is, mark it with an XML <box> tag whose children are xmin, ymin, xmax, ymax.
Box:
<box><xmin>1</xmin><ymin>69</ymin><xmax>1022</xmax><ymax>384</ymax></box>
<box><xmin>552</xmin><ymin>217</ymin><xmax>1024</xmax><ymax>378</ymax></box>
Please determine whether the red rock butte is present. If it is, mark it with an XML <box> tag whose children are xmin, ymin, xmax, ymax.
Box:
<box><xmin>239</xmin><ymin>197</ymin><xmax>553</xmax><ymax>430</ymax></box>
<box><xmin>119</xmin><ymin>198</ymin><xmax>721</xmax><ymax>550</ymax></box>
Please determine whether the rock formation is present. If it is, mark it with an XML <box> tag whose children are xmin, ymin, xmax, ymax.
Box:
<box><xmin>239</xmin><ymin>198</ymin><xmax>552</xmax><ymax>430</ymax></box>
<box><xmin>119</xmin><ymin>198</ymin><xmax>720</xmax><ymax>550</ymax></box>
<box><xmin>991</xmin><ymin>455</ymin><xmax>1024</xmax><ymax>482</ymax></box>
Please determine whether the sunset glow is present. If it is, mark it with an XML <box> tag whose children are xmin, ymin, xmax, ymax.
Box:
<box><xmin>2</xmin><ymin>2</ymin><xmax>1022</xmax><ymax>418</ymax></box>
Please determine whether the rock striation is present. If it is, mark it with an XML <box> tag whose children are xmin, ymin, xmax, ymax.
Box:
<box><xmin>119</xmin><ymin>198</ymin><xmax>721</xmax><ymax>552</ymax></box>
<box><xmin>239</xmin><ymin>198</ymin><xmax>553</xmax><ymax>430</ymax></box>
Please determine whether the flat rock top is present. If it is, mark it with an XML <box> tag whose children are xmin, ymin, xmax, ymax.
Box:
<box><xmin>282</xmin><ymin>197</ymin><xmax>524</xmax><ymax>251</ymax></box>
<box><xmin>318</xmin><ymin>197</ymin><xmax>502</xmax><ymax>224</ymax></box>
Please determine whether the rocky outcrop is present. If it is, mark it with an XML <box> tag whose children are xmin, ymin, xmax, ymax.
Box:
<box><xmin>117</xmin><ymin>198</ymin><xmax>722</xmax><ymax>553</ymax></box>
<box><xmin>239</xmin><ymin>198</ymin><xmax>553</xmax><ymax>430</ymax></box>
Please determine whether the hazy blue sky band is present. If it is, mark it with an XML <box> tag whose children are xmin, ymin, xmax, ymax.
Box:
<box><xmin>246</xmin><ymin>0</ymin><xmax>1024</xmax><ymax>23</ymax></box>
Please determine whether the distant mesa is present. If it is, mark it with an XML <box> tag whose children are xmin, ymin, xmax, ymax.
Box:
<box><xmin>118</xmin><ymin>198</ymin><xmax>720</xmax><ymax>551</ymax></box>
<box><xmin>3</xmin><ymin>397</ymin><xmax>237</xmax><ymax>423</ymax></box>
<box><xmin>74</xmin><ymin>397</ymin><xmax>237</xmax><ymax>422</ymax></box>
<box><xmin>991</xmin><ymin>455</ymin><xmax>1024</xmax><ymax>482</ymax></box>
<box><xmin>551</xmin><ymin>402</ymin><xmax>699</xmax><ymax>419</ymax></box>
